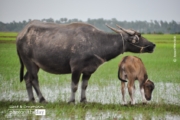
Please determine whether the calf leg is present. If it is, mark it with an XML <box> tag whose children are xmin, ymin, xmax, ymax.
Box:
<box><xmin>68</xmin><ymin>71</ymin><xmax>81</xmax><ymax>103</ymax></box>
<box><xmin>121</xmin><ymin>81</ymin><xmax>126</xmax><ymax>105</ymax></box>
<box><xmin>139</xmin><ymin>81</ymin><xmax>147</xmax><ymax>104</ymax></box>
<box><xmin>80</xmin><ymin>74</ymin><xmax>91</xmax><ymax>103</ymax></box>
<box><xmin>128</xmin><ymin>79</ymin><xmax>135</xmax><ymax>105</ymax></box>
<box><xmin>140</xmin><ymin>88</ymin><xmax>147</xmax><ymax>104</ymax></box>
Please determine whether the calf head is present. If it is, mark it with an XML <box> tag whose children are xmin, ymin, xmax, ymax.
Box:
<box><xmin>143</xmin><ymin>80</ymin><xmax>155</xmax><ymax>101</ymax></box>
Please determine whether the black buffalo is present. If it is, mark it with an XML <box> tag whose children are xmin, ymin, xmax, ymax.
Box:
<box><xmin>16</xmin><ymin>20</ymin><xmax>155</xmax><ymax>103</ymax></box>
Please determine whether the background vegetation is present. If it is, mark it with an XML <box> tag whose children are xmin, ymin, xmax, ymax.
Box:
<box><xmin>1</xmin><ymin>18</ymin><xmax>180</xmax><ymax>34</ymax></box>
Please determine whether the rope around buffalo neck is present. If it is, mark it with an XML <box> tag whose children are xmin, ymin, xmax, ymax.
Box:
<box><xmin>120</xmin><ymin>33</ymin><xmax>125</xmax><ymax>54</ymax></box>
<box><xmin>130</xmin><ymin>43</ymin><xmax>144</xmax><ymax>58</ymax></box>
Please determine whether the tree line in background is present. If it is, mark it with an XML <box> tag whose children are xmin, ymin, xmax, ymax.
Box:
<box><xmin>0</xmin><ymin>18</ymin><xmax>180</xmax><ymax>34</ymax></box>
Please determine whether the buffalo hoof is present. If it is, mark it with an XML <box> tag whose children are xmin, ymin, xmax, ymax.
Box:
<box><xmin>29</xmin><ymin>97</ymin><xmax>35</xmax><ymax>103</ymax></box>
<box><xmin>39</xmin><ymin>97</ymin><xmax>47</xmax><ymax>103</ymax></box>
<box><xmin>68</xmin><ymin>99</ymin><xmax>75</xmax><ymax>104</ymax></box>
<box><xmin>80</xmin><ymin>98</ymin><xmax>87</xmax><ymax>103</ymax></box>
<box><xmin>40</xmin><ymin>100</ymin><xmax>48</xmax><ymax>104</ymax></box>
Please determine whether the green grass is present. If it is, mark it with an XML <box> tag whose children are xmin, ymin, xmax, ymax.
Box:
<box><xmin>0</xmin><ymin>33</ymin><xmax>180</xmax><ymax>119</ymax></box>
<box><xmin>0</xmin><ymin>101</ymin><xmax>179</xmax><ymax>119</ymax></box>
<box><xmin>0</xmin><ymin>32</ymin><xmax>18</xmax><ymax>40</ymax></box>
<box><xmin>0</xmin><ymin>32</ymin><xmax>18</xmax><ymax>37</ymax></box>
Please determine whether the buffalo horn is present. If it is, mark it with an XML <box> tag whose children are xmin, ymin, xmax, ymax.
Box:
<box><xmin>105</xmin><ymin>24</ymin><xmax>121</xmax><ymax>33</ymax></box>
<box><xmin>116</xmin><ymin>24</ymin><xmax>135</xmax><ymax>35</ymax></box>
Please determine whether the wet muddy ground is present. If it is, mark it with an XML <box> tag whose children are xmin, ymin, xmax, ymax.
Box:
<box><xmin>0</xmin><ymin>75</ymin><xmax>180</xmax><ymax>120</ymax></box>
<box><xmin>1</xmin><ymin>81</ymin><xmax>180</xmax><ymax>105</ymax></box>
<box><xmin>1</xmin><ymin>81</ymin><xmax>180</xmax><ymax>119</ymax></box>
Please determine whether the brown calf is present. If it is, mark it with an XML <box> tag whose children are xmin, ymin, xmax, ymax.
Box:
<box><xmin>118</xmin><ymin>56</ymin><xmax>154</xmax><ymax>105</ymax></box>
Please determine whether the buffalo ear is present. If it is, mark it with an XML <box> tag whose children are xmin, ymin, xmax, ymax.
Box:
<box><xmin>137</xmin><ymin>33</ymin><xmax>141</xmax><ymax>37</ymax></box>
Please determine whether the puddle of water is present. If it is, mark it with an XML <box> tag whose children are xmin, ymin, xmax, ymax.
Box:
<box><xmin>41</xmin><ymin>110</ymin><xmax>180</xmax><ymax>120</ymax></box>
<box><xmin>0</xmin><ymin>81</ymin><xmax>180</xmax><ymax>105</ymax></box>
<box><xmin>84</xmin><ymin>111</ymin><xmax>180</xmax><ymax>120</ymax></box>
<box><xmin>1</xmin><ymin>81</ymin><xmax>180</xmax><ymax>120</ymax></box>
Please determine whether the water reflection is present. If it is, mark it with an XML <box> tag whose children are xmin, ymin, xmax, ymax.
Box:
<box><xmin>3</xmin><ymin>108</ymin><xmax>180</xmax><ymax>120</ymax></box>
<box><xmin>2</xmin><ymin>101</ymin><xmax>180</xmax><ymax>120</ymax></box>
<box><xmin>1</xmin><ymin>82</ymin><xmax>180</xmax><ymax>120</ymax></box>
<box><xmin>48</xmin><ymin>109</ymin><xmax>180</xmax><ymax>120</ymax></box>
<box><xmin>0</xmin><ymin>82</ymin><xmax>180</xmax><ymax>105</ymax></box>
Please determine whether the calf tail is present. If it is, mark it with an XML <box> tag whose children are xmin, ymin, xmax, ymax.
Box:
<box><xmin>118</xmin><ymin>66</ymin><xmax>127</xmax><ymax>82</ymax></box>
<box><xmin>17</xmin><ymin>50</ymin><xmax>24</xmax><ymax>82</ymax></box>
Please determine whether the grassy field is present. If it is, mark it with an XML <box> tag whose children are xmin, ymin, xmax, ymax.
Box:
<box><xmin>0</xmin><ymin>33</ymin><xmax>180</xmax><ymax>119</ymax></box>
<box><xmin>0</xmin><ymin>32</ymin><xmax>18</xmax><ymax>41</ymax></box>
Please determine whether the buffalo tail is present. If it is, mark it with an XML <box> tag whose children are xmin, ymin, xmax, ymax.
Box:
<box><xmin>17</xmin><ymin>49</ymin><xmax>24</xmax><ymax>82</ymax></box>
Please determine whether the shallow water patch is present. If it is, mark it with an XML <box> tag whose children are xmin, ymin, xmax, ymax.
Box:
<box><xmin>0</xmin><ymin>82</ymin><xmax>180</xmax><ymax>105</ymax></box>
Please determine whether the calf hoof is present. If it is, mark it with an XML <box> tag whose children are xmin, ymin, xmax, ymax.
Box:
<box><xmin>80</xmin><ymin>98</ymin><xmax>87</xmax><ymax>103</ymax></box>
<box><xmin>129</xmin><ymin>101</ymin><xmax>135</xmax><ymax>105</ymax></box>
<box><xmin>121</xmin><ymin>101</ymin><xmax>127</xmax><ymax>106</ymax></box>
<box><xmin>121</xmin><ymin>103</ymin><xmax>127</xmax><ymax>106</ymax></box>
<box><xmin>143</xmin><ymin>102</ymin><xmax>147</xmax><ymax>105</ymax></box>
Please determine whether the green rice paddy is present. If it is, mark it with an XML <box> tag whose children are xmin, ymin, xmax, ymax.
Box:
<box><xmin>0</xmin><ymin>33</ymin><xmax>180</xmax><ymax>119</ymax></box>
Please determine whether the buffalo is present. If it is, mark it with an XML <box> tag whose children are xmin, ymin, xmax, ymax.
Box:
<box><xmin>16</xmin><ymin>20</ymin><xmax>155</xmax><ymax>103</ymax></box>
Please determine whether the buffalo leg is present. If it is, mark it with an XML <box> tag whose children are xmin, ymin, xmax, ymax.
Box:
<box><xmin>21</xmin><ymin>57</ymin><xmax>36</xmax><ymax>102</ymax></box>
<box><xmin>29</xmin><ymin>64</ymin><xmax>45</xmax><ymax>103</ymax></box>
<box><xmin>80</xmin><ymin>74</ymin><xmax>91</xmax><ymax>103</ymax></box>
<box><xmin>31</xmin><ymin>79</ymin><xmax>46</xmax><ymax>103</ymax></box>
<box><xmin>68</xmin><ymin>71</ymin><xmax>81</xmax><ymax>103</ymax></box>
<box><xmin>29</xmin><ymin>63</ymin><xmax>46</xmax><ymax>103</ymax></box>
<box><xmin>23</xmin><ymin>60</ymin><xmax>46</xmax><ymax>103</ymax></box>
<box><xmin>32</xmin><ymin>80</ymin><xmax>46</xmax><ymax>102</ymax></box>
<box><xmin>24</xmin><ymin>72</ymin><xmax>35</xmax><ymax>102</ymax></box>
